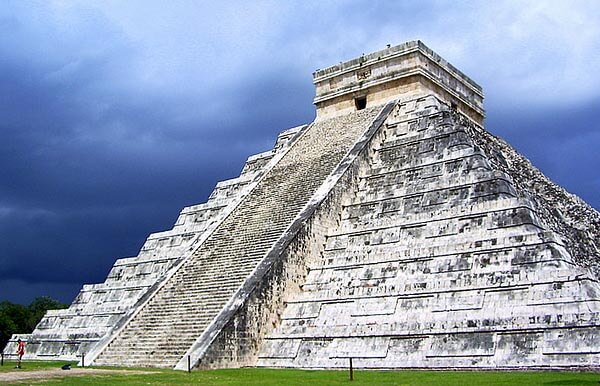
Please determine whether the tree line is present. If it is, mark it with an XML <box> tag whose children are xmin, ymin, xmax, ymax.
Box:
<box><xmin>0</xmin><ymin>297</ymin><xmax>68</xmax><ymax>351</ymax></box>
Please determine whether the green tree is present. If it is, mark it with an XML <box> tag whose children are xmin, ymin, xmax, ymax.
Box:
<box><xmin>0</xmin><ymin>301</ymin><xmax>28</xmax><ymax>351</ymax></box>
<box><xmin>0</xmin><ymin>297</ymin><xmax>68</xmax><ymax>351</ymax></box>
<box><xmin>26</xmin><ymin>296</ymin><xmax>67</xmax><ymax>331</ymax></box>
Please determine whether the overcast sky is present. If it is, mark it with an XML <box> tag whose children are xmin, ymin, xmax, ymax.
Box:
<box><xmin>1</xmin><ymin>1</ymin><xmax>599</xmax><ymax>304</ymax></box>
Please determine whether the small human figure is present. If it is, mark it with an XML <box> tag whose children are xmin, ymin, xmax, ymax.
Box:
<box><xmin>16</xmin><ymin>338</ymin><xmax>26</xmax><ymax>368</ymax></box>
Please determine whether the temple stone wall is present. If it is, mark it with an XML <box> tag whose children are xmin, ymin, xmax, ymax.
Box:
<box><xmin>313</xmin><ymin>41</ymin><xmax>484</xmax><ymax>124</ymax></box>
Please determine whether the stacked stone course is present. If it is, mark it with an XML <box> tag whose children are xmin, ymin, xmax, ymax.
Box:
<box><xmin>258</xmin><ymin>96</ymin><xmax>600</xmax><ymax>369</ymax></box>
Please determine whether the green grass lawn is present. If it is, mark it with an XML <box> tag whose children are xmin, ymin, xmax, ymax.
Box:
<box><xmin>0</xmin><ymin>359</ymin><xmax>67</xmax><ymax>372</ymax></box>
<box><xmin>1</xmin><ymin>361</ymin><xmax>599</xmax><ymax>385</ymax></box>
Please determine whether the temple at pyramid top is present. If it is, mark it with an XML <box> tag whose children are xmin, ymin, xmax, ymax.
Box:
<box><xmin>313</xmin><ymin>40</ymin><xmax>485</xmax><ymax>124</ymax></box>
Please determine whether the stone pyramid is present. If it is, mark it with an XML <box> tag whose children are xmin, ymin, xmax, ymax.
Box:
<box><xmin>6</xmin><ymin>41</ymin><xmax>600</xmax><ymax>370</ymax></box>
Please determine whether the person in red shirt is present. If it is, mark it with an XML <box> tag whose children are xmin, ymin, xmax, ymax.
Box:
<box><xmin>16</xmin><ymin>338</ymin><xmax>26</xmax><ymax>368</ymax></box>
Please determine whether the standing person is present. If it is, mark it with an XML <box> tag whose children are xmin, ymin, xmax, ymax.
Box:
<box><xmin>16</xmin><ymin>338</ymin><xmax>26</xmax><ymax>369</ymax></box>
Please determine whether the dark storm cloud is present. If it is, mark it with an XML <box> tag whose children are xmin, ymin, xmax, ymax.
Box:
<box><xmin>486</xmin><ymin>98</ymin><xmax>600</xmax><ymax>208</ymax></box>
<box><xmin>1</xmin><ymin>1</ymin><xmax>599</xmax><ymax>304</ymax></box>
<box><xmin>0</xmin><ymin>2</ymin><xmax>320</xmax><ymax>304</ymax></box>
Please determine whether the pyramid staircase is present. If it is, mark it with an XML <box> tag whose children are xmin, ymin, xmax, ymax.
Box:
<box><xmin>90</xmin><ymin>104</ymin><xmax>393</xmax><ymax>367</ymax></box>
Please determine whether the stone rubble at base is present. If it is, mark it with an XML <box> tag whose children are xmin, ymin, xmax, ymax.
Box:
<box><xmin>5</xmin><ymin>40</ymin><xmax>600</xmax><ymax>370</ymax></box>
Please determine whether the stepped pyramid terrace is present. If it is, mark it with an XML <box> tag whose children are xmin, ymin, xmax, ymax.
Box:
<box><xmin>5</xmin><ymin>40</ymin><xmax>600</xmax><ymax>370</ymax></box>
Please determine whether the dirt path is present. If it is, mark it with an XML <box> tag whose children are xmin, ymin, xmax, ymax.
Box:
<box><xmin>0</xmin><ymin>368</ymin><xmax>153</xmax><ymax>383</ymax></box>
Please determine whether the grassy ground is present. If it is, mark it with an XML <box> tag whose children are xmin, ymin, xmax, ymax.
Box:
<box><xmin>1</xmin><ymin>360</ymin><xmax>599</xmax><ymax>385</ymax></box>
<box><xmin>0</xmin><ymin>359</ymin><xmax>66</xmax><ymax>372</ymax></box>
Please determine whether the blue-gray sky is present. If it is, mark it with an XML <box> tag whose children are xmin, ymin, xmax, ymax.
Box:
<box><xmin>1</xmin><ymin>1</ymin><xmax>599</xmax><ymax>304</ymax></box>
